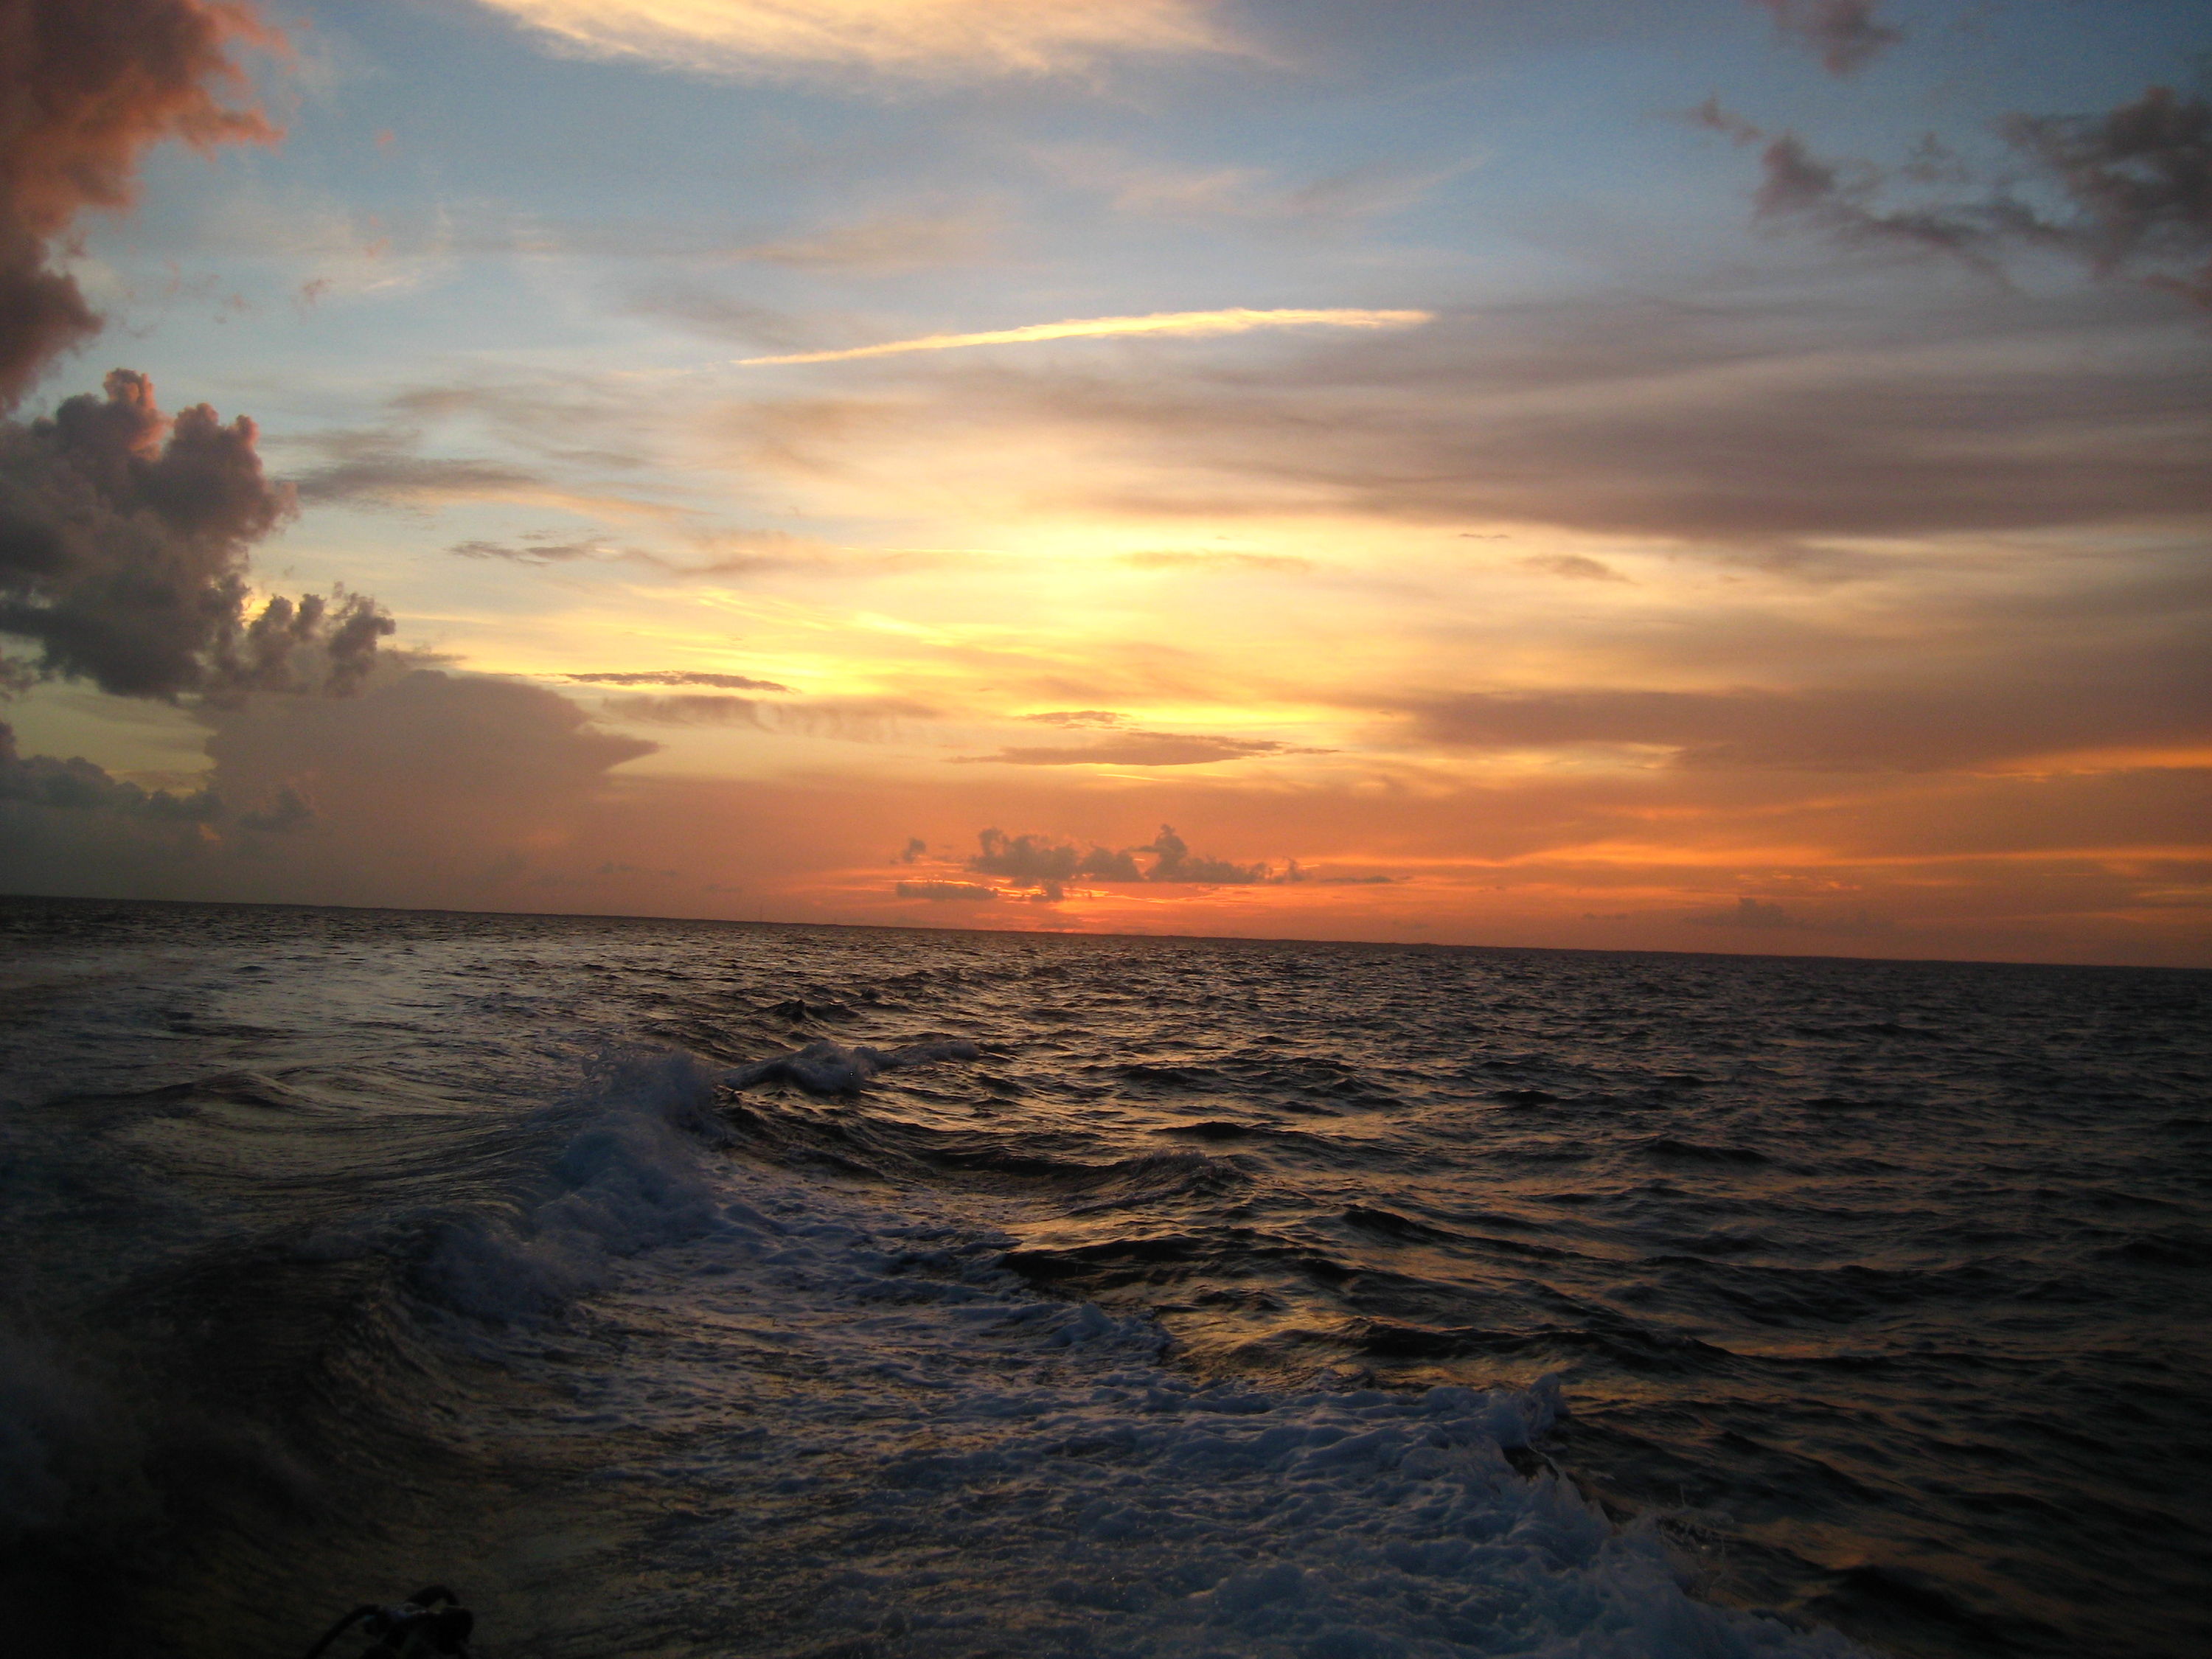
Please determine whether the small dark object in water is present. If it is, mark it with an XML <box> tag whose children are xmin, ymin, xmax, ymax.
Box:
<box><xmin>300</xmin><ymin>1586</ymin><xmax>474</xmax><ymax>1658</ymax></box>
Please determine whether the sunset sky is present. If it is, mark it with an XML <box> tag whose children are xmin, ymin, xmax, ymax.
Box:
<box><xmin>2</xmin><ymin>0</ymin><xmax>2208</xmax><ymax>964</ymax></box>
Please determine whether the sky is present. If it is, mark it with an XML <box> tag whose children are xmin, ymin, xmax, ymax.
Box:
<box><xmin>1</xmin><ymin>0</ymin><xmax>2208</xmax><ymax>965</ymax></box>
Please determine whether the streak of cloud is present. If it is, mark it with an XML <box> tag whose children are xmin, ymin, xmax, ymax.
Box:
<box><xmin>737</xmin><ymin>307</ymin><xmax>1433</xmax><ymax>367</ymax></box>
<box><xmin>472</xmin><ymin>0</ymin><xmax>1237</xmax><ymax>80</ymax></box>
<box><xmin>565</xmin><ymin>670</ymin><xmax>793</xmax><ymax>692</ymax></box>
<box><xmin>957</xmin><ymin>729</ymin><xmax>1296</xmax><ymax>768</ymax></box>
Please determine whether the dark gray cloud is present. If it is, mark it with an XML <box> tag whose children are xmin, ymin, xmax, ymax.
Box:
<box><xmin>0</xmin><ymin>371</ymin><xmax>393</xmax><ymax>700</ymax></box>
<box><xmin>565</xmin><ymin>669</ymin><xmax>794</xmax><ymax>692</ymax></box>
<box><xmin>0</xmin><ymin>0</ymin><xmax>276</xmax><ymax>408</ymax></box>
<box><xmin>1739</xmin><ymin>86</ymin><xmax>2212</xmax><ymax>308</ymax></box>
<box><xmin>895</xmin><ymin>880</ymin><xmax>999</xmax><ymax>902</ymax></box>
<box><xmin>290</xmin><ymin>437</ymin><xmax>547</xmax><ymax>509</ymax></box>
<box><xmin>1139</xmin><ymin>824</ymin><xmax>1268</xmax><ymax>884</ymax></box>
<box><xmin>452</xmin><ymin>537</ymin><xmax>616</xmax><ymax>565</ymax></box>
<box><xmin>1749</xmin><ymin>1</ymin><xmax>1903</xmax><ymax>77</ymax></box>
<box><xmin>0</xmin><ymin>717</ymin><xmax>217</xmax><ymax>820</ymax></box>
<box><xmin>968</xmin><ymin>829</ymin><xmax>1142</xmax><ymax>887</ymax></box>
<box><xmin>964</xmin><ymin>824</ymin><xmax>1267</xmax><ymax>890</ymax></box>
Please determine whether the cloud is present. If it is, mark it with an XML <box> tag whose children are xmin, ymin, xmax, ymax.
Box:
<box><xmin>969</xmin><ymin>828</ymin><xmax>1142</xmax><ymax>886</ymax></box>
<box><xmin>895</xmin><ymin>880</ymin><xmax>998</xmax><ymax>902</ymax></box>
<box><xmin>451</xmin><ymin>535</ymin><xmax>631</xmax><ymax>566</ymax></box>
<box><xmin>0</xmin><ymin>667</ymin><xmax>692</xmax><ymax>911</ymax></box>
<box><xmin>959</xmin><ymin>730</ymin><xmax>1295</xmax><ymax>767</ymax></box>
<box><xmin>1749</xmin><ymin>1</ymin><xmax>1903</xmax><ymax>77</ymax></box>
<box><xmin>0</xmin><ymin>717</ymin><xmax>218</xmax><ymax>820</ymax></box>
<box><xmin>803</xmin><ymin>290</ymin><xmax>2211</xmax><ymax>546</ymax></box>
<box><xmin>1019</xmin><ymin>710</ymin><xmax>1126</xmax><ymax>728</ymax></box>
<box><xmin>737</xmin><ymin>307</ymin><xmax>1433</xmax><ymax>367</ymax></box>
<box><xmin>564</xmin><ymin>669</ymin><xmax>794</xmax><ymax>692</ymax></box>
<box><xmin>602</xmin><ymin>692</ymin><xmax>933</xmax><ymax>740</ymax></box>
<box><xmin>1</xmin><ymin>370</ymin><xmax>392</xmax><ymax>700</ymax></box>
<box><xmin>963</xmin><ymin>824</ymin><xmax>1267</xmax><ymax>890</ymax></box>
<box><xmin>470</xmin><ymin>0</ymin><xmax>1237</xmax><ymax>81</ymax></box>
<box><xmin>289</xmin><ymin>438</ymin><xmax>554</xmax><ymax>511</ymax></box>
<box><xmin>1139</xmin><ymin>822</ymin><xmax>1267</xmax><ymax>884</ymax></box>
<box><xmin>0</xmin><ymin>0</ymin><xmax>279</xmax><ymax>408</ymax></box>
<box><xmin>1398</xmin><ymin>647</ymin><xmax>2212</xmax><ymax>771</ymax></box>
<box><xmin>1518</xmin><ymin>553</ymin><xmax>1627</xmax><ymax>582</ymax></box>
<box><xmin>1740</xmin><ymin>87</ymin><xmax>2212</xmax><ymax>309</ymax></box>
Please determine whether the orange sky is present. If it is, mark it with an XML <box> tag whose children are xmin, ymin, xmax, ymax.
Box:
<box><xmin>2</xmin><ymin>0</ymin><xmax>2207</xmax><ymax>965</ymax></box>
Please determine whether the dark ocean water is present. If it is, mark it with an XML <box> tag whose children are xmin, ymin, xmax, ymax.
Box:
<box><xmin>1</xmin><ymin>897</ymin><xmax>2207</xmax><ymax>1659</ymax></box>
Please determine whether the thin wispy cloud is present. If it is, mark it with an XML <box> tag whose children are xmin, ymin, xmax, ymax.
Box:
<box><xmin>738</xmin><ymin>307</ymin><xmax>1433</xmax><ymax>366</ymax></box>
<box><xmin>473</xmin><ymin>0</ymin><xmax>1237</xmax><ymax>79</ymax></box>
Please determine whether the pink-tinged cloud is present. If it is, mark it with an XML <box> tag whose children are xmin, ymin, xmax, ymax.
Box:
<box><xmin>0</xmin><ymin>0</ymin><xmax>281</xmax><ymax>407</ymax></box>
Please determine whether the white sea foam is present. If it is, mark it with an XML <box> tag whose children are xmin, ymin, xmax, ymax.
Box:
<box><xmin>448</xmin><ymin>1054</ymin><xmax>1871</xmax><ymax>1658</ymax></box>
<box><xmin>416</xmin><ymin>1051</ymin><xmax>737</xmax><ymax>1322</ymax></box>
<box><xmin>726</xmin><ymin>1036</ymin><xmax>981</xmax><ymax>1095</ymax></box>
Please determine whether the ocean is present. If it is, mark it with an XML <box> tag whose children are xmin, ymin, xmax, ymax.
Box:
<box><xmin>1</xmin><ymin>896</ymin><xmax>2205</xmax><ymax>1659</ymax></box>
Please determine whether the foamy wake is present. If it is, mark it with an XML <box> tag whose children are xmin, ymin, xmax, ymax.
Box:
<box><xmin>415</xmin><ymin>1051</ymin><xmax>1871</xmax><ymax>1657</ymax></box>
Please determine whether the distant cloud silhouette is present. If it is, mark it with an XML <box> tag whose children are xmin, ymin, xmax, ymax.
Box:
<box><xmin>1748</xmin><ymin>1</ymin><xmax>1903</xmax><ymax>77</ymax></box>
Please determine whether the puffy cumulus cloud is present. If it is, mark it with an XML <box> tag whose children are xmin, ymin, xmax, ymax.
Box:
<box><xmin>970</xmin><ymin>827</ymin><xmax>1143</xmax><ymax>886</ymax></box>
<box><xmin>0</xmin><ymin>370</ymin><xmax>393</xmax><ymax>700</ymax></box>
<box><xmin>471</xmin><ymin>0</ymin><xmax>1237</xmax><ymax>81</ymax></box>
<box><xmin>1140</xmin><ymin>823</ymin><xmax>1269</xmax><ymax>884</ymax></box>
<box><xmin>1748</xmin><ymin>1</ymin><xmax>1902</xmax><ymax>77</ymax></box>
<box><xmin>0</xmin><ymin>0</ymin><xmax>279</xmax><ymax>407</ymax></box>
<box><xmin>964</xmin><ymin>824</ymin><xmax>1269</xmax><ymax>893</ymax></box>
<box><xmin>1738</xmin><ymin>86</ymin><xmax>2212</xmax><ymax>309</ymax></box>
